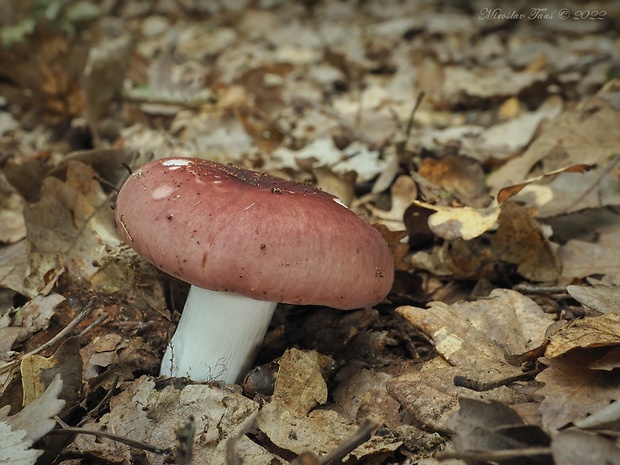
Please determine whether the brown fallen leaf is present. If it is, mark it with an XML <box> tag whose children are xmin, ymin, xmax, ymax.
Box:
<box><xmin>386</xmin><ymin>357</ymin><xmax>530</xmax><ymax>433</ymax></box>
<box><xmin>0</xmin><ymin>241</ymin><xmax>29</xmax><ymax>296</ymax></box>
<box><xmin>537</xmin><ymin>351</ymin><xmax>620</xmax><ymax>429</ymax></box>
<box><xmin>257</xmin><ymin>349</ymin><xmax>402</xmax><ymax>461</ymax></box>
<box><xmin>272</xmin><ymin>349</ymin><xmax>329</xmax><ymax>418</ymax></box>
<box><xmin>566</xmin><ymin>284</ymin><xmax>620</xmax><ymax>314</ymax></box>
<box><xmin>545</xmin><ymin>313</ymin><xmax>620</xmax><ymax>358</ymax></box>
<box><xmin>20</xmin><ymin>336</ymin><xmax>82</xmax><ymax>409</ymax></box>
<box><xmin>4</xmin><ymin>294</ymin><xmax>65</xmax><ymax>345</ymax></box>
<box><xmin>390</xmin><ymin>290</ymin><xmax>550</xmax><ymax>431</ymax></box>
<box><xmin>0</xmin><ymin>188</ymin><xmax>26</xmax><ymax>244</ymax></box>
<box><xmin>447</xmin><ymin>398</ymin><xmax>550</xmax><ymax>461</ymax></box>
<box><xmin>69</xmin><ymin>376</ymin><xmax>278</xmax><ymax>465</ymax></box>
<box><xmin>491</xmin><ymin>201</ymin><xmax>561</xmax><ymax>283</ymax></box>
<box><xmin>573</xmin><ymin>398</ymin><xmax>620</xmax><ymax>431</ymax></box>
<box><xmin>551</xmin><ymin>430</ymin><xmax>620</xmax><ymax>465</ymax></box>
<box><xmin>559</xmin><ymin>224</ymin><xmax>620</xmax><ymax>283</ymax></box>
<box><xmin>418</xmin><ymin>155</ymin><xmax>487</xmax><ymax>207</ymax></box>
<box><xmin>22</xmin><ymin>161</ymin><xmax>119</xmax><ymax>297</ymax></box>
<box><xmin>488</xmin><ymin>79</ymin><xmax>620</xmax><ymax>190</ymax></box>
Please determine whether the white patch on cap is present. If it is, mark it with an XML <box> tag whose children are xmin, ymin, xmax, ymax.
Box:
<box><xmin>162</xmin><ymin>159</ymin><xmax>191</xmax><ymax>170</ymax></box>
<box><xmin>333</xmin><ymin>197</ymin><xmax>349</xmax><ymax>209</ymax></box>
<box><xmin>152</xmin><ymin>185</ymin><xmax>175</xmax><ymax>199</ymax></box>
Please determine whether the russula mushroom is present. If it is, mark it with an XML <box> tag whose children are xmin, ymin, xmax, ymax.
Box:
<box><xmin>115</xmin><ymin>157</ymin><xmax>394</xmax><ymax>383</ymax></box>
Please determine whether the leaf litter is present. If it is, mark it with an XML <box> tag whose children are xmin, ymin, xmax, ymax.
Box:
<box><xmin>1</xmin><ymin>0</ymin><xmax>620</xmax><ymax>463</ymax></box>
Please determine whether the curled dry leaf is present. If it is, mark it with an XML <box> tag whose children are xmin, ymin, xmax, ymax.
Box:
<box><xmin>0</xmin><ymin>293</ymin><xmax>65</xmax><ymax>347</ymax></box>
<box><xmin>544</xmin><ymin>313</ymin><xmax>620</xmax><ymax>358</ymax></box>
<box><xmin>573</xmin><ymin>398</ymin><xmax>620</xmax><ymax>431</ymax></box>
<box><xmin>414</xmin><ymin>199</ymin><xmax>501</xmax><ymax>241</ymax></box>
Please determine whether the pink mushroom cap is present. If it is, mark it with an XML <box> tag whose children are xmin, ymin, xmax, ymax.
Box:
<box><xmin>115</xmin><ymin>157</ymin><xmax>394</xmax><ymax>309</ymax></box>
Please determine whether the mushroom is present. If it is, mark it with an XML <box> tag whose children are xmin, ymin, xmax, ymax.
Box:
<box><xmin>114</xmin><ymin>157</ymin><xmax>394</xmax><ymax>383</ymax></box>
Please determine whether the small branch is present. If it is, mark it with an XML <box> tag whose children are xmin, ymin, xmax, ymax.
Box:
<box><xmin>176</xmin><ymin>415</ymin><xmax>196</xmax><ymax>465</ymax></box>
<box><xmin>78</xmin><ymin>313</ymin><xmax>109</xmax><ymax>339</ymax></box>
<box><xmin>404</xmin><ymin>91</ymin><xmax>425</xmax><ymax>145</ymax></box>
<box><xmin>454</xmin><ymin>368</ymin><xmax>544</xmax><ymax>392</ymax></box>
<box><xmin>77</xmin><ymin>375</ymin><xmax>119</xmax><ymax>427</ymax></box>
<box><xmin>289</xmin><ymin>419</ymin><xmax>379</xmax><ymax>465</ymax></box>
<box><xmin>570</xmin><ymin>153</ymin><xmax>620</xmax><ymax>210</ymax></box>
<box><xmin>50</xmin><ymin>419</ymin><xmax>172</xmax><ymax>456</ymax></box>
<box><xmin>121</xmin><ymin>86</ymin><xmax>215</xmax><ymax>108</ymax></box>
<box><xmin>436</xmin><ymin>446</ymin><xmax>551</xmax><ymax>462</ymax></box>
<box><xmin>320</xmin><ymin>418</ymin><xmax>378</xmax><ymax>465</ymax></box>
<box><xmin>0</xmin><ymin>298</ymin><xmax>98</xmax><ymax>375</ymax></box>
<box><xmin>226</xmin><ymin>410</ymin><xmax>259</xmax><ymax>465</ymax></box>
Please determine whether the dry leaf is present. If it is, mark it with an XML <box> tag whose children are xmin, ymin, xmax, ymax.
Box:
<box><xmin>448</xmin><ymin>398</ymin><xmax>550</xmax><ymax>458</ymax></box>
<box><xmin>573</xmin><ymin>399</ymin><xmax>620</xmax><ymax>431</ymax></box>
<box><xmin>517</xmin><ymin>160</ymin><xmax>620</xmax><ymax>218</ymax></box>
<box><xmin>272</xmin><ymin>349</ymin><xmax>329</xmax><ymax>418</ymax></box>
<box><xmin>0</xmin><ymin>190</ymin><xmax>26</xmax><ymax>244</ymax></box>
<box><xmin>70</xmin><ymin>376</ymin><xmax>277</xmax><ymax>465</ymax></box>
<box><xmin>0</xmin><ymin>241</ymin><xmax>29</xmax><ymax>295</ymax></box>
<box><xmin>7</xmin><ymin>294</ymin><xmax>65</xmax><ymax>344</ymax></box>
<box><xmin>488</xmin><ymin>79</ymin><xmax>620</xmax><ymax>190</ymax></box>
<box><xmin>390</xmin><ymin>294</ymin><xmax>545</xmax><ymax>432</ymax></box>
<box><xmin>0</xmin><ymin>374</ymin><xmax>64</xmax><ymax>465</ymax></box>
<box><xmin>491</xmin><ymin>201</ymin><xmax>561</xmax><ymax>283</ymax></box>
<box><xmin>418</xmin><ymin>155</ymin><xmax>487</xmax><ymax>206</ymax></box>
<box><xmin>20</xmin><ymin>336</ymin><xmax>82</xmax><ymax>408</ymax></box>
<box><xmin>551</xmin><ymin>430</ymin><xmax>620</xmax><ymax>465</ymax></box>
<box><xmin>386</xmin><ymin>357</ymin><xmax>530</xmax><ymax>433</ymax></box>
<box><xmin>545</xmin><ymin>313</ymin><xmax>620</xmax><ymax>358</ymax></box>
<box><xmin>537</xmin><ymin>352</ymin><xmax>620</xmax><ymax>429</ymax></box>
<box><xmin>559</xmin><ymin>224</ymin><xmax>620</xmax><ymax>284</ymax></box>
<box><xmin>257</xmin><ymin>349</ymin><xmax>401</xmax><ymax>460</ymax></box>
<box><xmin>567</xmin><ymin>284</ymin><xmax>620</xmax><ymax>314</ymax></box>
<box><xmin>414</xmin><ymin>199</ymin><xmax>501</xmax><ymax>241</ymax></box>
<box><xmin>22</xmin><ymin>161</ymin><xmax>119</xmax><ymax>297</ymax></box>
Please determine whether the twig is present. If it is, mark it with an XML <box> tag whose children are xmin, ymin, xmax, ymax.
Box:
<box><xmin>513</xmin><ymin>283</ymin><xmax>572</xmax><ymax>296</ymax></box>
<box><xmin>121</xmin><ymin>86</ymin><xmax>215</xmax><ymax>108</ymax></box>
<box><xmin>319</xmin><ymin>418</ymin><xmax>378</xmax><ymax>465</ymax></box>
<box><xmin>77</xmin><ymin>374</ymin><xmax>119</xmax><ymax>427</ymax></box>
<box><xmin>50</xmin><ymin>417</ymin><xmax>172</xmax><ymax>455</ymax></box>
<box><xmin>570</xmin><ymin>153</ymin><xmax>620</xmax><ymax>210</ymax></box>
<box><xmin>226</xmin><ymin>410</ymin><xmax>259</xmax><ymax>465</ymax></box>
<box><xmin>176</xmin><ymin>415</ymin><xmax>196</xmax><ymax>465</ymax></box>
<box><xmin>0</xmin><ymin>298</ymin><xmax>98</xmax><ymax>375</ymax></box>
<box><xmin>289</xmin><ymin>419</ymin><xmax>379</xmax><ymax>465</ymax></box>
<box><xmin>436</xmin><ymin>446</ymin><xmax>551</xmax><ymax>461</ymax></box>
<box><xmin>403</xmin><ymin>91</ymin><xmax>425</xmax><ymax>146</ymax></box>
<box><xmin>453</xmin><ymin>368</ymin><xmax>544</xmax><ymax>392</ymax></box>
<box><xmin>78</xmin><ymin>313</ymin><xmax>109</xmax><ymax>339</ymax></box>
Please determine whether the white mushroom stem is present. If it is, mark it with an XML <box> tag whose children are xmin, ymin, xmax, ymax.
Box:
<box><xmin>159</xmin><ymin>286</ymin><xmax>277</xmax><ymax>384</ymax></box>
